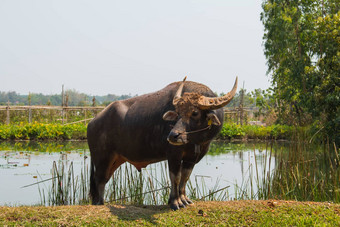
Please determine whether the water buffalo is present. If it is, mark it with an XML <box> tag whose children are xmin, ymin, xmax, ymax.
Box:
<box><xmin>87</xmin><ymin>77</ymin><xmax>237</xmax><ymax>210</ymax></box>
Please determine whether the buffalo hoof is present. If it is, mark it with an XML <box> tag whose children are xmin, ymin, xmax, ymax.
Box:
<box><xmin>91</xmin><ymin>198</ymin><xmax>104</xmax><ymax>205</ymax></box>
<box><xmin>170</xmin><ymin>203</ymin><xmax>185</xmax><ymax>211</ymax></box>
<box><xmin>169</xmin><ymin>198</ymin><xmax>186</xmax><ymax>211</ymax></box>
<box><xmin>186</xmin><ymin>199</ymin><xmax>194</xmax><ymax>205</ymax></box>
<box><xmin>181</xmin><ymin>199</ymin><xmax>189</xmax><ymax>206</ymax></box>
<box><xmin>181</xmin><ymin>195</ymin><xmax>194</xmax><ymax>206</ymax></box>
<box><xmin>170</xmin><ymin>204</ymin><xmax>180</xmax><ymax>211</ymax></box>
<box><xmin>179</xmin><ymin>203</ymin><xmax>186</xmax><ymax>208</ymax></box>
<box><xmin>92</xmin><ymin>201</ymin><xmax>104</xmax><ymax>205</ymax></box>
<box><xmin>184</xmin><ymin>200</ymin><xmax>194</xmax><ymax>206</ymax></box>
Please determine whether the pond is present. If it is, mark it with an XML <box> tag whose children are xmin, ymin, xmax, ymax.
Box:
<box><xmin>0</xmin><ymin>140</ymin><xmax>338</xmax><ymax>206</ymax></box>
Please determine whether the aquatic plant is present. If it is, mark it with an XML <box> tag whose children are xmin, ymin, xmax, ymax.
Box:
<box><xmin>233</xmin><ymin>142</ymin><xmax>340</xmax><ymax>203</ymax></box>
<box><xmin>38</xmin><ymin>159</ymin><xmax>231</xmax><ymax>206</ymax></box>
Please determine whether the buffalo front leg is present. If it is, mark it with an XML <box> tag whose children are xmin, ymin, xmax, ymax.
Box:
<box><xmin>179</xmin><ymin>161</ymin><xmax>195</xmax><ymax>206</ymax></box>
<box><xmin>168</xmin><ymin>155</ymin><xmax>185</xmax><ymax>211</ymax></box>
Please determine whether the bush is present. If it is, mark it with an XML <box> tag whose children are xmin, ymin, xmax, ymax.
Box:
<box><xmin>0</xmin><ymin>122</ymin><xmax>87</xmax><ymax>140</ymax></box>
<box><xmin>219</xmin><ymin>123</ymin><xmax>245</xmax><ymax>139</ymax></box>
<box><xmin>0</xmin><ymin>122</ymin><xmax>299</xmax><ymax>142</ymax></box>
<box><xmin>218</xmin><ymin>123</ymin><xmax>295</xmax><ymax>140</ymax></box>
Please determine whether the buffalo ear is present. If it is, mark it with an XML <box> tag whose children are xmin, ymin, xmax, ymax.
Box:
<box><xmin>206</xmin><ymin>113</ymin><xmax>221</xmax><ymax>126</ymax></box>
<box><xmin>163</xmin><ymin>111</ymin><xmax>178</xmax><ymax>121</ymax></box>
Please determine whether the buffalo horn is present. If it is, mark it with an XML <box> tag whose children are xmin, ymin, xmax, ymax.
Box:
<box><xmin>173</xmin><ymin>76</ymin><xmax>187</xmax><ymax>105</ymax></box>
<box><xmin>198</xmin><ymin>77</ymin><xmax>238</xmax><ymax>110</ymax></box>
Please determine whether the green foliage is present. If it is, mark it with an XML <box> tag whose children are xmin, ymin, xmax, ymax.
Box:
<box><xmin>219</xmin><ymin>123</ymin><xmax>246</xmax><ymax>139</ymax></box>
<box><xmin>251</xmin><ymin>88</ymin><xmax>275</xmax><ymax>117</ymax></box>
<box><xmin>0</xmin><ymin>122</ymin><xmax>315</xmax><ymax>143</ymax></box>
<box><xmin>224</xmin><ymin>88</ymin><xmax>256</xmax><ymax>108</ymax></box>
<box><xmin>261</xmin><ymin>0</ymin><xmax>340</xmax><ymax>143</ymax></box>
<box><xmin>218</xmin><ymin>123</ymin><xmax>294</xmax><ymax>140</ymax></box>
<box><xmin>0</xmin><ymin>123</ymin><xmax>87</xmax><ymax>140</ymax></box>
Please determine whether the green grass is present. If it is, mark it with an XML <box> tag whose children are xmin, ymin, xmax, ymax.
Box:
<box><xmin>0</xmin><ymin>200</ymin><xmax>339</xmax><ymax>226</ymax></box>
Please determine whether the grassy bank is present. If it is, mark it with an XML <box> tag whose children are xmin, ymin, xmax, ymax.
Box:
<box><xmin>1</xmin><ymin>200</ymin><xmax>339</xmax><ymax>226</ymax></box>
<box><xmin>0</xmin><ymin>122</ymin><xmax>295</xmax><ymax>141</ymax></box>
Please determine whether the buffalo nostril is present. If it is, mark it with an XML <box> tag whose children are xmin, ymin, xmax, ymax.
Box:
<box><xmin>169</xmin><ymin>131</ymin><xmax>180</xmax><ymax>140</ymax></box>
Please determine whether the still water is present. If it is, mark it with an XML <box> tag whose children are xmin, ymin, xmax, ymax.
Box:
<box><xmin>0</xmin><ymin>141</ymin><xmax>280</xmax><ymax>206</ymax></box>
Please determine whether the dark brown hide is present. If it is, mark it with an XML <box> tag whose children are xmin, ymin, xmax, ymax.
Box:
<box><xmin>87</xmin><ymin>79</ymin><xmax>236</xmax><ymax>210</ymax></box>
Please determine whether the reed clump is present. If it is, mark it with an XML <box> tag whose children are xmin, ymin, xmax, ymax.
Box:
<box><xmin>233</xmin><ymin>141</ymin><xmax>340</xmax><ymax>203</ymax></box>
<box><xmin>39</xmin><ymin>160</ymin><xmax>231</xmax><ymax>206</ymax></box>
<box><xmin>39</xmin><ymin>157</ymin><xmax>90</xmax><ymax>206</ymax></box>
<box><xmin>268</xmin><ymin>142</ymin><xmax>340</xmax><ymax>202</ymax></box>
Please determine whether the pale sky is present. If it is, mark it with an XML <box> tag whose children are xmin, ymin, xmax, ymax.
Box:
<box><xmin>0</xmin><ymin>0</ymin><xmax>271</xmax><ymax>96</ymax></box>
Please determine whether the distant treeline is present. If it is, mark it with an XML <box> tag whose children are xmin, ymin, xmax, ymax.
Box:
<box><xmin>0</xmin><ymin>88</ymin><xmax>272</xmax><ymax>109</ymax></box>
<box><xmin>0</xmin><ymin>90</ymin><xmax>134</xmax><ymax>106</ymax></box>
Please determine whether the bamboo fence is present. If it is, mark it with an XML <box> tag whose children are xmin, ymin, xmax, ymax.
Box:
<box><xmin>0</xmin><ymin>104</ymin><xmax>259</xmax><ymax>125</ymax></box>
<box><xmin>0</xmin><ymin>104</ymin><xmax>105</xmax><ymax>125</ymax></box>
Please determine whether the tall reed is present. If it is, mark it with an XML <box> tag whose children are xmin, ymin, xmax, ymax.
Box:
<box><xmin>233</xmin><ymin>141</ymin><xmax>340</xmax><ymax>203</ymax></box>
<box><xmin>39</xmin><ymin>159</ymin><xmax>231</xmax><ymax>206</ymax></box>
<box><xmin>268</xmin><ymin>141</ymin><xmax>340</xmax><ymax>202</ymax></box>
<box><xmin>38</xmin><ymin>156</ymin><xmax>90</xmax><ymax>206</ymax></box>
<box><xmin>38</xmin><ymin>140</ymin><xmax>339</xmax><ymax>206</ymax></box>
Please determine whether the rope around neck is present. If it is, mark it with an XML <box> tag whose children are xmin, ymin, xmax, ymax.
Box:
<box><xmin>183</xmin><ymin>125</ymin><xmax>212</xmax><ymax>135</ymax></box>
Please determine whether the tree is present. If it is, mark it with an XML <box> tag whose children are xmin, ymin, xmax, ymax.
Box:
<box><xmin>251</xmin><ymin>88</ymin><xmax>275</xmax><ymax>116</ymax></box>
<box><xmin>261</xmin><ymin>0</ymin><xmax>339</xmax><ymax>143</ymax></box>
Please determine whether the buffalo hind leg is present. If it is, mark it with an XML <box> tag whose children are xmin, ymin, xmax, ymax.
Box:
<box><xmin>90</xmin><ymin>156</ymin><xmax>124</xmax><ymax>205</ymax></box>
<box><xmin>179</xmin><ymin>161</ymin><xmax>195</xmax><ymax>206</ymax></box>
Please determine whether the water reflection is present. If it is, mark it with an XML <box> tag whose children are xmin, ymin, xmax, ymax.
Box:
<box><xmin>0</xmin><ymin>141</ymin><xmax>89</xmax><ymax>206</ymax></box>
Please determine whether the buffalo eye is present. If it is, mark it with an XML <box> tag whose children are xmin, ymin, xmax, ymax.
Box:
<box><xmin>192</xmin><ymin>111</ymin><xmax>199</xmax><ymax>116</ymax></box>
<box><xmin>191</xmin><ymin>110</ymin><xmax>200</xmax><ymax>119</ymax></box>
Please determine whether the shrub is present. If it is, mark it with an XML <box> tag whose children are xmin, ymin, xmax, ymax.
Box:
<box><xmin>218</xmin><ymin>123</ymin><xmax>295</xmax><ymax>140</ymax></box>
<box><xmin>0</xmin><ymin>122</ymin><xmax>87</xmax><ymax>140</ymax></box>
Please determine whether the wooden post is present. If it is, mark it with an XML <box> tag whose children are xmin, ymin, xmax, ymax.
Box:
<box><xmin>84</xmin><ymin>109</ymin><xmax>87</xmax><ymax>125</ymax></box>
<box><xmin>62</xmin><ymin>85</ymin><xmax>64</xmax><ymax>124</ymax></box>
<box><xmin>239</xmin><ymin>81</ymin><xmax>245</xmax><ymax>126</ymax></box>
<box><xmin>65</xmin><ymin>94</ymin><xmax>69</xmax><ymax>124</ymax></box>
<box><xmin>28</xmin><ymin>92</ymin><xmax>32</xmax><ymax>123</ymax></box>
<box><xmin>92</xmin><ymin>97</ymin><xmax>96</xmax><ymax>107</ymax></box>
<box><xmin>6</xmin><ymin>101</ymin><xmax>10</xmax><ymax>125</ymax></box>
